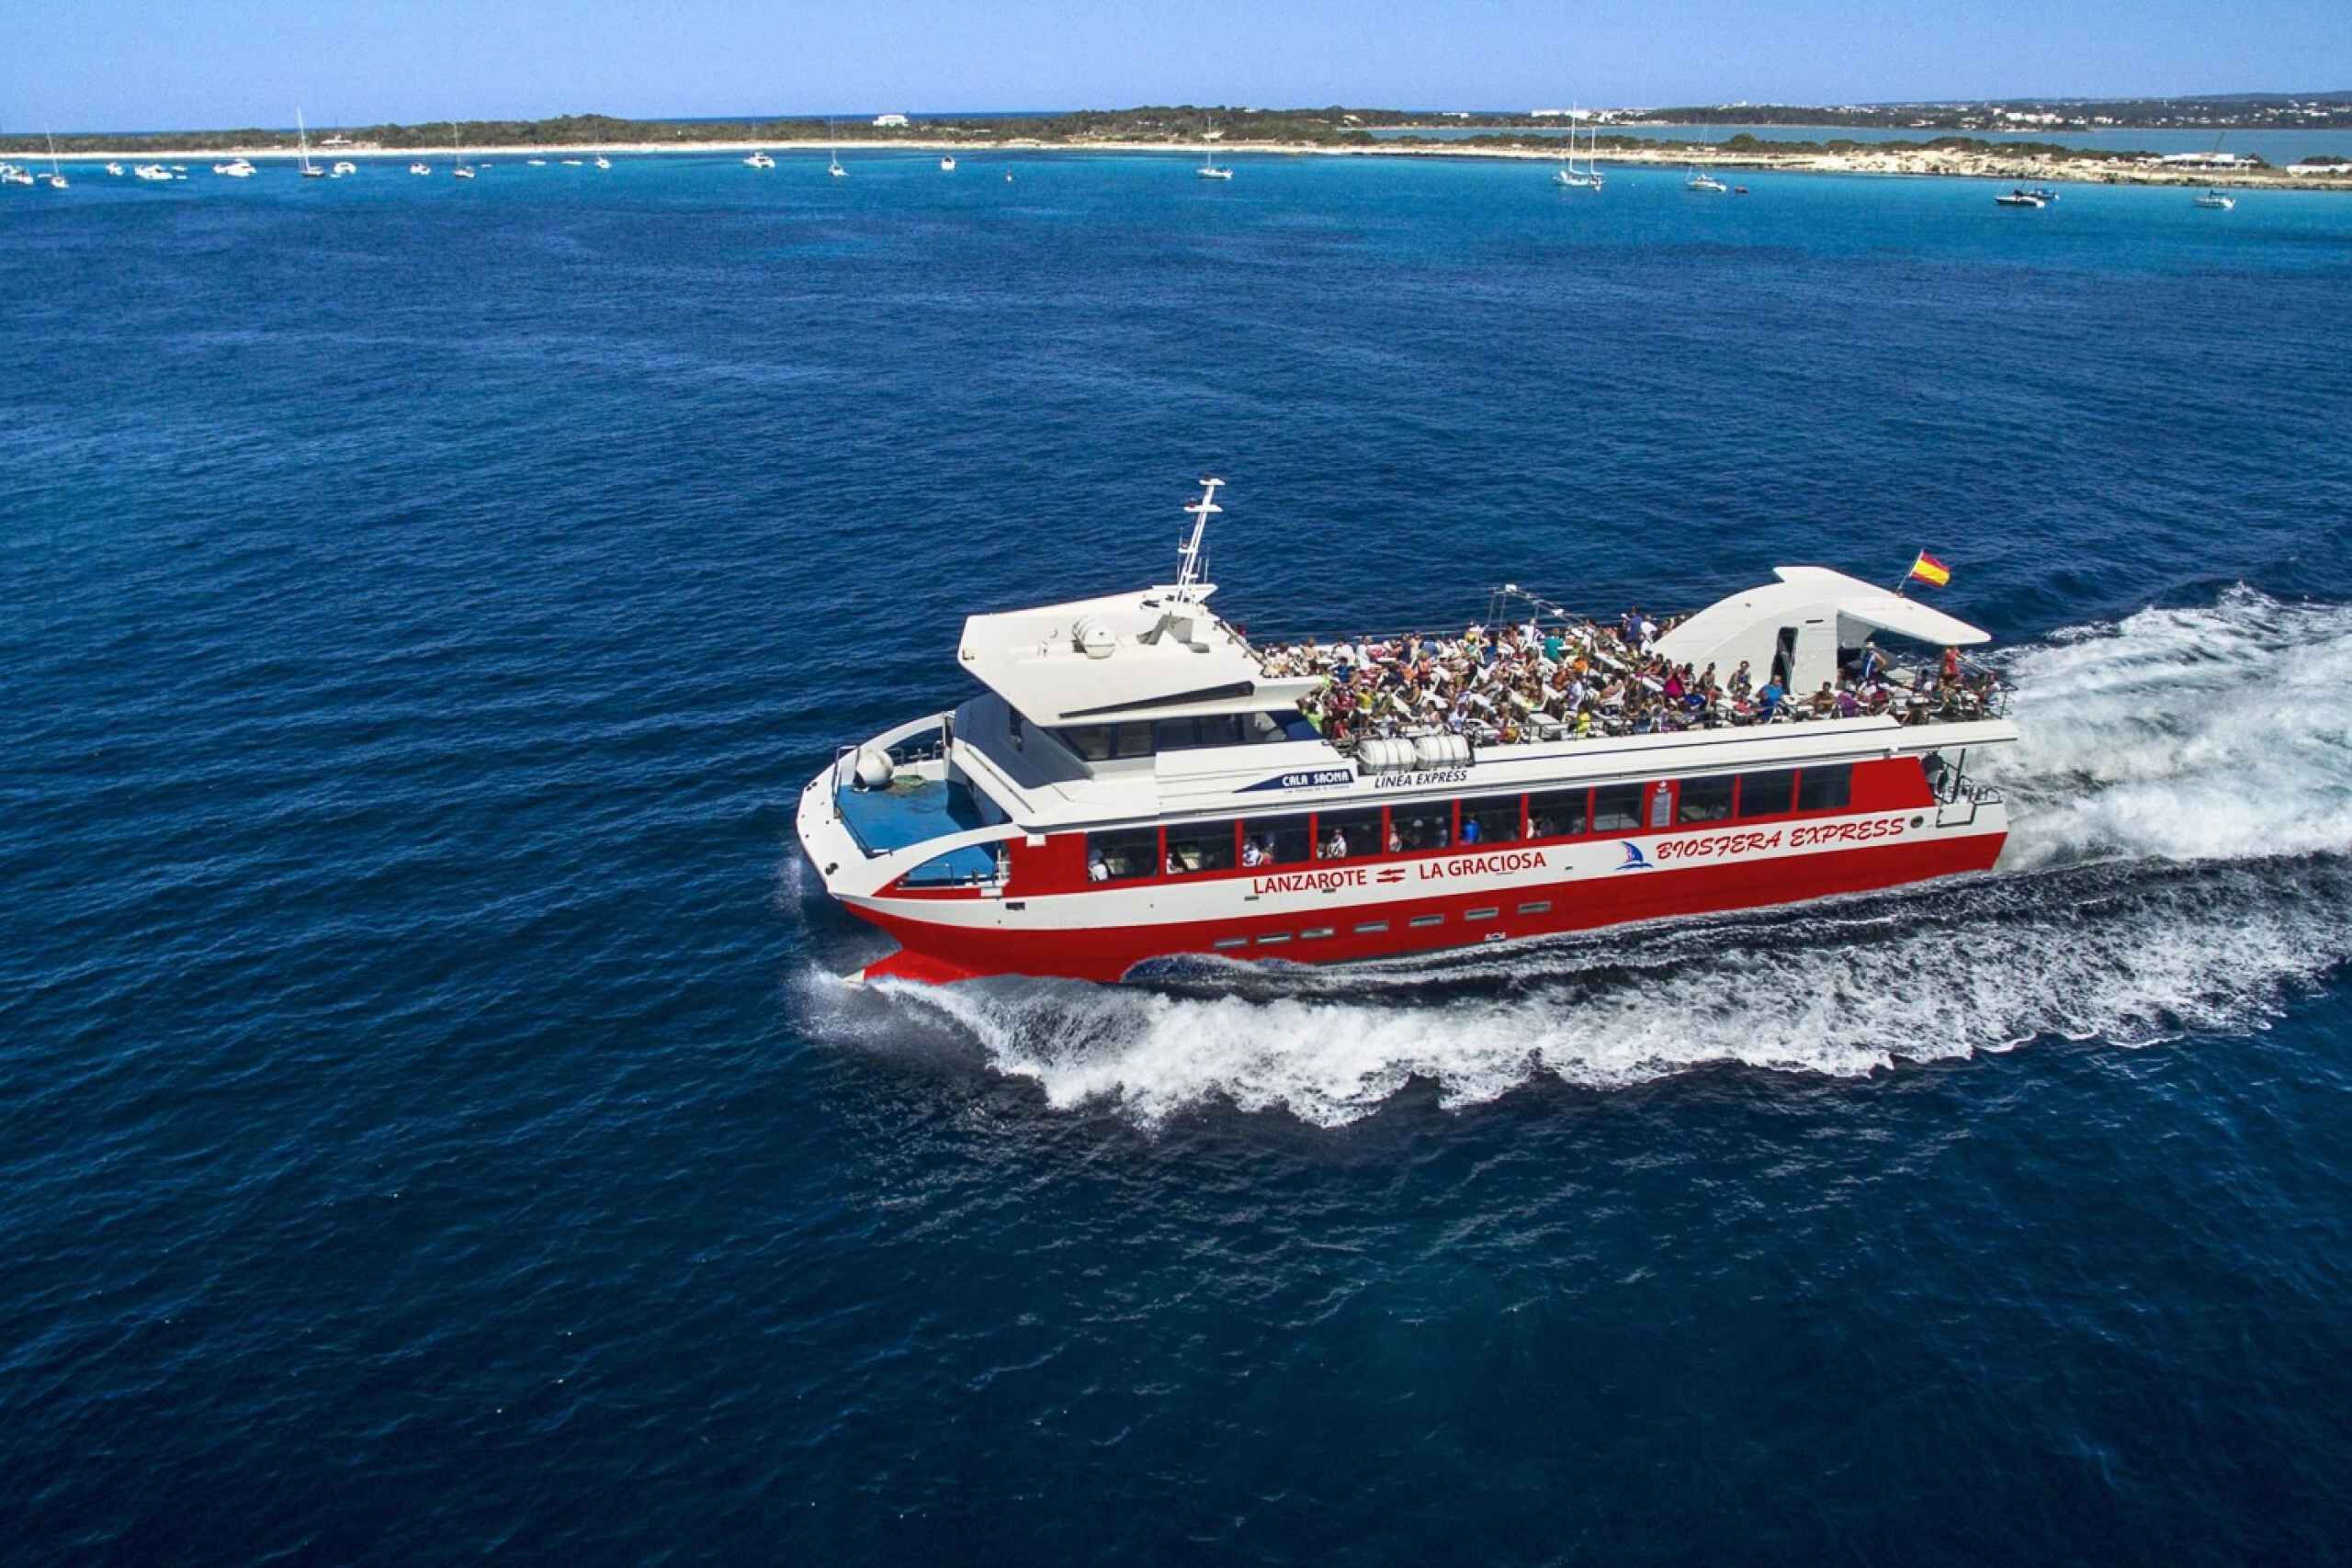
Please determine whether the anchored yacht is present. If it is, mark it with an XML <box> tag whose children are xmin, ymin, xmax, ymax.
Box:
<box><xmin>798</xmin><ymin>480</ymin><xmax>2018</xmax><ymax>985</ymax></box>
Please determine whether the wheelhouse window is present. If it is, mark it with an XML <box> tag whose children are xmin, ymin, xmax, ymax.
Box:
<box><xmin>1736</xmin><ymin>770</ymin><xmax>1798</xmax><ymax>818</ymax></box>
<box><xmin>1798</xmin><ymin>765</ymin><xmax>1853</xmax><ymax>812</ymax></box>
<box><xmin>1527</xmin><ymin>788</ymin><xmax>1589</xmax><ymax>840</ymax></box>
<box><xmin>1086</xmin><ymin>829</ymin><xmax>1159</xmax><ymax>882</ymax></box>
<box><xmin>1316</xmin><ymin>808</ymin><xmax>1383</xmax><ymax>861</ymax></box>
<box><xmin>1154</xmin><ymin>713</ymin><xmax>1244</xmax><ymax>751</ymax></box>
<box><xmin>1243</xmin><ymin>709</ymin><xmax>1322</xmax><ymax>743</ymax></box>
<box><xmin>1679</xmin><ymin>776</ymin><xmax>1735</xmax><ymax>824</ymax></box>
<box><xmin>1164</xmin><ymin>823</ymin><xmax>1237</xmax><ymax>874</ymax></box>
<box><xmin>1244</xmin><ymin>816</ymin><xmax>1312</xmax><ymax>866</ymax></box>
<box><xmin>1057</xmin><ymin>725</ymin><xmax>1113</xmax><ymax>761</ymax></box>
<box><xmin>1592</xmin><ymin>784</ymin><xmax>1644</xmax><ymax>834</ymax></box>
<box><xmin>1462</xmin><ymin>796</ymin><xmax>1521</xmax><ymax>845</ymax></box>
<box><xmin>1391</xmin><ymin>804</ymin><xmax>1451</xmax><ymax>852</ymax></box>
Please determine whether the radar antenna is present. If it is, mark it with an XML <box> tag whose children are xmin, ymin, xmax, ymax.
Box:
<box><xmin>1171</xmin><ymin>477</ymin><xmax>1224</xmax><ymax>603</ymax></box>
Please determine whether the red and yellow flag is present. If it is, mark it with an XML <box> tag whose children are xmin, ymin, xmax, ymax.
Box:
<box><xmin>1907</xmin><ymin>551</ymin><xmax>1952</xmax><ymax>589</ymax></box>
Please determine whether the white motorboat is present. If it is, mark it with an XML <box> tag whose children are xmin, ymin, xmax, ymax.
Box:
<box><xmin>213</xmin><ymin>157</ymin><xmax>256</xmax><ymax>176</ymax></box>
<box><xmin>331</xmin><ymin>160</ymin><xmax>356</xmax><ymax>177</ymax></box>
<box><xmin>940</xmin><ymin>155</ymin><xmax>956</xmax><ymax>171</ymax></box>
<box><xmin>0</xmin><ymin>164</ymin><xmax>31</xmax><ymax>186</ymax></box>
<box><xmin>744</xmin><ymin>149</ymin><xmax>775</xmax><ymax>168</ymax></box>
<box><xmin>2192</xmin><ymin>189</ymin><xmax>2235</xmax><ymax>210</ymax></box>
<box><xmin>106</xmin><ymin>162</ymin><xmax>124</xmax><ymax>176</ymax></box>
<box><xmin>1993</xmin><ymin>188</ymin><xmax>2045</xmax><ymax>208</ymax></box>
<box><xmin>1685</xmin><ymin>169</ymin><xmax>1728</xmax><ymax>193</ymax></box>
<box><xmin>594</xmin><ymin>156</ymin><xmax>612</xmax><ymax>170</ymax></box>
<box><xmin>131</xmin><ymin>163</ymin><xmax>172</xmax><ymax>181</ymax></box>
<box><xmin>560</xmin><ymin>158</ymin><xmax>582</xmax><ymax>165</ymax></box>
<box><xmin>526</xmin><ymin>158</ymin><xmax>548</xmax><ymax>165</ymax></box>
<box><xmin>410</xmin><ymin>161</ymin><xmax>432</xmax><ymax>175</ymax></box>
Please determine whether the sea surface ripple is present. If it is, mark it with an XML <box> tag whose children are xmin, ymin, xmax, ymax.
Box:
<box><xmin>3</xmin><ymin>152</ymin><xmax>2349</xmax><ymax>1564</ymax></box>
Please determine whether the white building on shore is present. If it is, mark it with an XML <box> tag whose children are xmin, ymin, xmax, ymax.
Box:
<box><xmin>872</xmin><ymin>113</ymin><xmax>910</xmax><ymax>128</ymax></box>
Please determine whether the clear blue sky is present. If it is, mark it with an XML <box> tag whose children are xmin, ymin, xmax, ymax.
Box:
<box><xmin>6</xmin><ymin>0</ymin><xmax>2346</xmax><ymax>130</ymax></box>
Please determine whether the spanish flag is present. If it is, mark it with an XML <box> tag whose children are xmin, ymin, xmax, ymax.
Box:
<box><xmin>1907</xmin><ymin>550</ymin><xmax>1952</xmax><ymax>589</ymax></box>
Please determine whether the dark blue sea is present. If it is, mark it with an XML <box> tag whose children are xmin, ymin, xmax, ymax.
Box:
<box><xmin>6</xmin><ymin>150</ymin><xmax>2351</xmax><ymax>1565</ymax></box>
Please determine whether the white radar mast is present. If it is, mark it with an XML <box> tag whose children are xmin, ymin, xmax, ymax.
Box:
<box><xmin>1171</xmin><ymin>477</ymin><xmax>1224</xmax><ymax>604</ymax></box>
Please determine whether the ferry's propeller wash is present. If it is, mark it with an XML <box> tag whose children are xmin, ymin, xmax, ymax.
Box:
<box><xmin>797</xmin><ymin>481</ymin><xmax>2016</xmax><ymax>984</ymax></box>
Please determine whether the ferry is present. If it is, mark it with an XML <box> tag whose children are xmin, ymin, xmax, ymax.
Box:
<box><xmin>797</xmin><ymin>481</ymin><xmax>2016</xmax><ymax>985</ymax></box>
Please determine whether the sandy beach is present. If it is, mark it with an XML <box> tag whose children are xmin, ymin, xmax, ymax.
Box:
<box><xmin>26</xmin><ymin>135</ymin><xmax>2351</xmax><ymax>193</ymax></box>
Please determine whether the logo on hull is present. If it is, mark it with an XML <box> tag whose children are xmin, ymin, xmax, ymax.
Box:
<box><xmin>1616</xmin><ymin>841</ymin><xmax>1652</xmax><ymax>871</ymax></box>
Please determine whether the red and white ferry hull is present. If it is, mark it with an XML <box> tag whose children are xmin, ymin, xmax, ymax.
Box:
<box><xmin>798</xmin><ymin>760</ymin><xmax>2007</xmax><ymax>986</ymax></box>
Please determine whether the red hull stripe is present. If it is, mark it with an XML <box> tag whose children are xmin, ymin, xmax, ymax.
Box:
<box><xmin>851</xmin><ymin>833</ymin><xmax>2004</xmax><ymax>985</ymax></box>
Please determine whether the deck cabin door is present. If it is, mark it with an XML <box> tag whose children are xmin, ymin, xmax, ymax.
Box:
<box><xmin>1771</xmin><ymin>626</ymin><xmax>1800</xmax><ymax>689</ymax></box>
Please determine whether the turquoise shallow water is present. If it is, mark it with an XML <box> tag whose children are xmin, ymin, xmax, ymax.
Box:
<box><xmin>4</xmin><ymin>152</ymin><xmax>2351</xmax><ymax>1563</ymax></box>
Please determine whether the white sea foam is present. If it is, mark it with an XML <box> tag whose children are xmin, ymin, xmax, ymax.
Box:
<box><xmin>1990</xmin><ymin>586</ymin><xmax>2352</xmax><ymax>866</ymax></box>
<box><xmin>816</xmin><ymin>588</ymin><xmax>2352</xmax><ymax>1126</ymax></box>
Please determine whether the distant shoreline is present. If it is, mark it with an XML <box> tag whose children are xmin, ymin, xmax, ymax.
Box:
<box><xmin>26</xmin><ymin>137</ymin><xmax>2350</xmax><ymax>192</ymax></box>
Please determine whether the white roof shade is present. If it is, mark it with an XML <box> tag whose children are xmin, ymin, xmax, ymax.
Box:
<box><xmin>1654</xmin><ymin>566</ymin><xmax>1990</xmax><ymax>679</ymax></box>
<box><xmin>957</xmin><ymin>584</ymin><xmax>1321</xmax><ymax>726</ymax></box>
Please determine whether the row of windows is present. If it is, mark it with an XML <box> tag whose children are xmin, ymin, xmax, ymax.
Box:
<box><xmin>1206</xmin><ymin>901</ymin><xmax>1557</xmax><ymax>949</ymax></box>
<box><xmin>1048</xmin><ymin>709</ymin><xmax>1318</xmax><ymax>763</ymax></box>
<box><xmin>1085</xmin><ymin>765</ymin><xmax>1855</xmax><ymax>881</ymax></box>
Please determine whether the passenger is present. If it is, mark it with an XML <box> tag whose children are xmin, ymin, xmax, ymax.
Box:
<box><xmin>1241</xmin><ymin>837</ymin><xmax>1267</xmax><ymax>867</ymax></box>
<box><xmin>1941</xmin><ymin>646</ymin><xmax>1962</xmax><ymax>687</ymax></box>
<box><xmin>1758</xmin><ymin>677</ymin><xmax>1787</xmax><ymax>720</ymax></box>
<box><xmin>1087</xmin><ymin>849</ymin><xmax>1111</xmax><ymax>882</ymax></box>
<box><xmin>1325</xmin><ymin>825</ymin><xmax>1349</xmax><ymax>859</ymax></box>
<box><xmin>1165</xmin><ymin>848</ymin><xmax>1183</xmax><ymax>874</ymax></box>
<box><xmin>1461</xmin><ymin>816</ymin><xmax>1482</xmax><ymax>844</ymax></box>
<box><xmin>1729</xmin><ymin>660</ymin><xmax>1753</xmax><ymax>699</ymax></box>
<box><xmin>1810</xmin><ymin>682</ymin><xmax>1838</xmax><ymax>717</ymax></box>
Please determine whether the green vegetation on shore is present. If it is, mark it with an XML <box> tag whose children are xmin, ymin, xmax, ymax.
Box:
<box><xmin>4</xmin><ymin>98</ymin><xmax>2340</xmax><ymax>160</ymax></box>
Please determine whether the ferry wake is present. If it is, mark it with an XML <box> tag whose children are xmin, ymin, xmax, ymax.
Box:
<box><xmin>796</xmin><ymin>481</ymin><xmax>2017</xmax><ymax>985</ymax></box>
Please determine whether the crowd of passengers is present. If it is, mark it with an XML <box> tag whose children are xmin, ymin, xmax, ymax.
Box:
<box><xmin>1250</xmin><ymin>607</ymin><xmax>2000</xmax><ymax>748</ymax></box>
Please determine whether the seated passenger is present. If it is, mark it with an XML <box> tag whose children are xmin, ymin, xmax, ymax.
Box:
<box><xmin>1324</xmin><ymin>827</ymin><xmax>1350</xmax><ymax>859</ymax></box>
<box><xmin>1461</xmin><ymin>817</ymin><xmax>1482</xmax><ymax>844</ymax></box>
<box><xmin>1241</xmin><ymin>837</ymin><xmax>1267</xmax><ymax>868</ymax></box>
<box><xmin>1758</xmin><ymin>678</ymin><xmax>1787</xmax><ymax>719</ymax></box>
<box><xmin>1088</xmin><ymin>850</ymin><xmax>1110</xmax><ymax>882</ymax></box>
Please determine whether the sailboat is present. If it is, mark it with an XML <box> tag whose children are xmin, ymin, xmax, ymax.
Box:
<box><xmin>43</xmin><ymin>132</ymin><xmax>69</xmax><ymax>189</ymax></box>
<box><xmin>1553</xmin><ymin>107</ymin><xmax>1600</xmax><ymax>189</ymax></box>
<box><xmin>297</xmin><ymin>109</ymin><xmax>324</xmax><ymax>177</ymax></box>
<box><xmin>828</xmin><ymin>119</ymin><xmax>846</xmax><ymax>177</ymax></box>
<box><xmin>2192</xmin><ymin>131</ymin><xmax>2236</xmax><ymax>209</ymax></box>
<box><xmin>451</xmin><ymin>126</ymin><xmax>474</xmax><ymax>179</ymax></box>
<box><xmin>1196</xmin><ymin>115</ymin><xmax>1232</xmax><ymax>179</ymax></box>
<box><xmin>1684</xmin><ymin>123</ymin><xmax>1728</xmax><ymax>192</ymax></box>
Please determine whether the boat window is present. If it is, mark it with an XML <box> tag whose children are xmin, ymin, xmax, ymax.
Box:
<box><xmin>1315</xmin><ymin>808</ymin><xmax>1383</xmax><ymax>861</ymax></box>
<box><xmin>1736</xmin><ymin>770</ymin><xmax>1798</xmax><ymax>818</ymax></box>
<box><xmin>1153</xmin><ymin>713</ymin><xmax>1246</xmax><ymax>751</ymax></box>
<box><xmin>1462</xmin><ymin>796</ymin><xmax>1521</xmax><ymax>845</ymax></box>
<box><xmin>1592</xmin><ymin>784</ymin><xmax>1644</xmax><ymax>833</ymax></box>
<box><xmin>1114</xmin><ymin>721</ymin><xmax>1155</xmax><ymax>760</ymax></box>
<box><xmin>901</xmin><ymin>843</ymin><xmax>1003</xmax><ymax>886</ymax></box>
<box><xmin>1164</xmin><ymin>824</ymin><xmax>1236</xmax><ymax>875</ymax></box>
<box><xmin>1245</xmin><ymin>709</ymin><xmax>1321</xmax><ymax>743</ymax></box>
<box><xmin>1527</xmin><ymin>788</ymin><xmax>1589</xmax><ymax>840</ymax></box>
<box><xmin>1798</xmin><ymin>765</ymin><xmax>1853</xmax><ymax>812</ymax></box>
<box><xmin>1057</xmin><ymin>725</ymin><xmax>1114</xmax><ymax>762</ymax></box>
<box><xmin>1391</xmin><ymin>804</ymin><xmax>1451</xmax><ymax>853</ymax></box>
<box><xmin>1678</xmin><ymin>776</ymin><xmax>1735</xmax><ymax>824</ymax></box>
<box><xmin>1243</xmin><ymin>816</ymin><xmax>1312</xmax><ymax>866</ymax></box>
<box><xmin>1086</xmin><ymin>829</ymin><xmax>1159</xmax><ymax>882</ymax></box>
